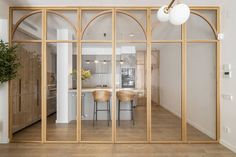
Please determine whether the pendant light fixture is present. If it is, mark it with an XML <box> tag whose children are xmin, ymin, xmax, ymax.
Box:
<box><xmin>157</xmin><ymin>0</ymin><xmax>190</xmax><ymax>25</ymax></box>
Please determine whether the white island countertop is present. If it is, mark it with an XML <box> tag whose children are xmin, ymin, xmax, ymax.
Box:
<box><xmin>69</xmin><ymin>88</ymin><xmax>145</xmax><ymax>94</ymax></box>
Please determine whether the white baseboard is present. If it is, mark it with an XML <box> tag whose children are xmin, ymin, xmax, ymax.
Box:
<box><xmin>187</xmin><ymin>118</ymin><xmax>215</xmax><ymax>139</ymax></box>
<box><xmin>220</xmin><ymin>139</ymin><xmax>236</xmax><ymax>153</ymax></box>
<box><xmin>0</xmin><ymin>137</ymin><xmax>9</xmax><ymax>144</ymax></box>
<box><xmin>56</xmin><ymin>120</ymin><xmax>69</xmax><ymax>123</ymax></box>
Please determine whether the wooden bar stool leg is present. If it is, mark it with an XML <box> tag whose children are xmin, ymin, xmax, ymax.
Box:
<box><xmin>107</xmin><ymin>101</ymin><xmax>109</xmax><ymax>126</ymax></box>
<box><xmin>96</xmin><ymin>101</ymin><xmax>98</xmax><ymax>122</ymax></box>
<box><xmin>118</xmin><ymin>100</ymin><xmax>120</xmax><ymax>126</ymax></box>
<box><xmin>131</xmin><ymin>100</ymin><xmax>135</xmax><ymax>125</ymax></box>
<box><xmin>93</xmin><ymin>101</ymin><xmax>96</xmax><ymax>127</ymax></box>
<box><xmin>108</xmin><ymin>101</ymin><xmax>111</xmax><ymax>125</ymax></box>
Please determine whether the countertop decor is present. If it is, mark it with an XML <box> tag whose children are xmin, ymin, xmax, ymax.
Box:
<box><xmin>70</xmin><ymin>69</ymin><xmax>92</xmax><ymax>81</ymax></box>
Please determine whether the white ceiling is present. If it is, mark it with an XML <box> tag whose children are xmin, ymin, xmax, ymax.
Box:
<box><xmin>9</xmin><ymin>0</ymin><xmax>221</xmax><ymax>7</ymax></box>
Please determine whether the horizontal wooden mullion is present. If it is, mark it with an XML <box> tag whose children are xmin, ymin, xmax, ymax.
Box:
<box><xmin>151</xmin><ymin>40</ymin><xmax>182</xmax><ymax>43</ymax></box>
<box><xmin>79</xmin><ymin>141</ymin><xmax>113</xmax><ymax>144</ymax></box>
<box><xmin>187</xmin><ymin>40</ymin><xmax>218</xmax><ymax>43</ymax></box>
<box><xmin>45</xmin><ymin>141</ymin><xmax>78</xmax><ymax>144</ymax></box>
<box><xmin>81</xmin><ymin>40</ymin><xmax>112</xmax><ymax>43</ymax></box>
<box><xmin>46</xmin><ymin>40</ymin><xmax>78</xmax><ymax>43</ymax></box>
<box><xmin>116</xmin><ymin>40</ymin><xmax>147</xmax><ymax>43</ymax></box>
<box><xmin>12</xmin><ymin>40</ymin><xmax>42</xmax><ymax>43</ymax></box>
<box><xmin>11</xmin><ymin>140</ymin><xmax>42</xmax><ymax>143</ymax></box>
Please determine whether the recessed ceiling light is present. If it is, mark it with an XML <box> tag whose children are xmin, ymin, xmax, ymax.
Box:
<box><xmin>129</xmin><ymin>33</ymin><xmax>135</xmax><ymax>37</ymax></box>
<box><xmin>86</xmin><ymin>60</ymin><xmax>90</xmax><ymax>64</ymax></box>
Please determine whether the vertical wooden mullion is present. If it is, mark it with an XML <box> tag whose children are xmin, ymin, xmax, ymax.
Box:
<box><xmin>42</xmin><ymin>9</ymin><xmax>47</xmax><ymax>143</ymax></box>
<box><xmin>112</xmin><ymin>8</ymin><xmax>116</xmax><ymax>143</ymax></box>
<box><xmin>146</xmin><ymin>9</ymin><xmax>152</xmax><ymax>142</ymax></box>
<box><xmin>8</xmin><ymin>7</ymin><xmax>13</xmax><ymax>142</ymax></box>
<box><xmin>216</xmin><ymin>7</ymin><xmax>221</xmax><ymax>142</ymax></box>
<box><xmin>181</xmin><ymin>23</ymin><xmax>187</xmax><ymax>142</ymax></box>
<box><xmin>77</xmin><ymin>8</ymin><xmax>82</xmax><ymax>143</ymax></box>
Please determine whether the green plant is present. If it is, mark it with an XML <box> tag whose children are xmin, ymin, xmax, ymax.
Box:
<box><xmin>81</xmin><ymin>69</ymin><xmax>92</xmax><ymax>80</ymax></box>
<box><xmin>70</xmin><ymin>69</ymin><xmax>92</xmax><ymax>80</ymax></box>
<box><xmin>0</xmin><ymin>40</ymin><xmax>20</xmax><ymax>84</ymax></box>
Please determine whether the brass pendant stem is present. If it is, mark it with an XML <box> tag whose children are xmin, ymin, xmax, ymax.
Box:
<box><xmin>165</xmin><ymin>0</ymin><xmax>176</xmax><ymax>13</ymax></box>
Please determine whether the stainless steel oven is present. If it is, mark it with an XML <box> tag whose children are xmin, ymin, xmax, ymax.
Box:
<box><xmin>121</xmin><ymin>68</ymin><xmax>135</xmax><ymax>88</ymax></box>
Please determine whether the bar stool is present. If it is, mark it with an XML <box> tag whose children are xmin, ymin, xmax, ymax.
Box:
<box><xmin>117</xmin><ymin>90</ymin><xmax>136</xmax><ymax>126</ymax></box>
<box><xmin>92</xmin><ymin>90</ymin><xmax>111</xmax><ymax>127</ymax></box>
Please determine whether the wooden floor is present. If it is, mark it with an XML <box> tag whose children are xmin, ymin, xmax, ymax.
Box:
<box><xmin>13</xmin><ymin>104</ymin><xmax>213</xmax><ymax>142</ymax></box>
<box><xmin>0</xmin><ymin>143</ymin><xmax>236</xmax><ymax>157</ymax></box>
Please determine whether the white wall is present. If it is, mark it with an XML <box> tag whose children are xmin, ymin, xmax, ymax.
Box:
<box><xmin>187</xmin><ymin>43</ymin><xmax>217</xmax><ymax>139</ymax></box>
<box><xmin>158</xmin><ymin>44</ymin><xmax>181</xmax><ymax>117</ymax></box>
<box><xmin>1</xmin><ymin>0</ymin><xmax>235</xmax><ymax>153</ymax></box>
<box><xmin>158</xmin><ymin>42</ymin><xmax>217</xmax><ymax>140</ymax></box>
<box><xmin>0</xmin><ymin>0</ymin><xmax>9</xmax><ymax>19</ymax></box>
<box><xmin>0</xmin><ymin>0</ymin><xmax>10</xmax><ymax>143</ymax></box>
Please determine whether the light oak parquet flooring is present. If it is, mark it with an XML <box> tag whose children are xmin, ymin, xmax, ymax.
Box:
<box><xmin>0</xmin><ymin>143</ymin><xmax>235</xmax><ymax>157</ymax></box>
<box><xmin>13</xmin><ymin>104</ymin><xmax>213</xmax><ymax>142</ymax></box>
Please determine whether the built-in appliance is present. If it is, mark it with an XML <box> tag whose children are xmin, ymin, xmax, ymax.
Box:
<box><xmin>121</xmin><ymin>68</ymin><xmax>135</xmax><ymax>88</ymax></box>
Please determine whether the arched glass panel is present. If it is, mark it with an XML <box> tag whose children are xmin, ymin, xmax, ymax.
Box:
<box><xmin>82</xmin><ymin>10</ymin><xmax>112</xmax><ymax>40</ymax></box>
<box><xmin>47</xmin><ymin>11</ymin><xmax>77</xmax><ymax>40</ymax></box>
<box><xmin>13</xmin><ymin>11</ymin><xmax>42</xmax><ymax>40</ymax></box>
<box><xmin>122</xmin><ymin>10</ymin><xmax>147</xmax><ymax>30</ymax></box>
<box><xmin>187</xmin><ymin>10</ymin><xmax>217</xmax><ymax>40</ymax></box>
<box><xmin>13</xmin><ymin>10</ymin><xmax>33</xmax><ymax>25</ymax></box>
<box><xmin>151</xmin><ymin>10</ymin><xmax>181</xmax><ymax>40</ymax></box>
<box><xmin>116</xmin><ymin>11</ymin><xmax>146</xmax><ymax>41</ymax></box>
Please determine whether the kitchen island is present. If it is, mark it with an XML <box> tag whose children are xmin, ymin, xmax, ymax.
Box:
<box><xmin>68</xmin><ymin>88</ymin><xmax>145</xmax><ymax>120</ymax></box>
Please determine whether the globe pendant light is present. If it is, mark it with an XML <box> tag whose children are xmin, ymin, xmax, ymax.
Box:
<box><xmin>157</xmin><ymin>5</ymin><xmax>169</xmax><ymax>22</ymax></box>
<box><xmin>169</xmin><ymin>3</ymin><xmax>190</xmax><ymax>25</ymax></box>
<box><xmin>157</xmin><ymin>0</ymin><xmax>190</xmax><ymax>26</ymax></box>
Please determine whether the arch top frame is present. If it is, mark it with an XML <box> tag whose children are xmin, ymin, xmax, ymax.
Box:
<box><xmin>11</xmin><ymin>7</ymin><xmax>220</xmax><ymax>42</ymax></box>
<box><xmin>150</xmin><ymin>8</ymin><xmax>219</xmax><ymax>41</ymax></box>
<box><xmin>81</xmin><ymin>9</ymin><xmax>147</xmax><ymax>40</ymax></box>
<box><xmin>11</xmin><ymin>9</ymin><xmax>79</xmax><ymax>41</ymax></box>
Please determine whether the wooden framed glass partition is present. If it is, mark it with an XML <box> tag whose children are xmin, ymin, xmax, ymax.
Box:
<box><xmin>9</xmin><ymin>6</ymin><xmax>220</xmax><ymax>144</ymax></box>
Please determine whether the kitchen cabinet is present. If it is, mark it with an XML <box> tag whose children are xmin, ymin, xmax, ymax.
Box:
<box><xmin>11</xmin><ymin>46</ymin><xmax>42</xmax><ymax>133</ymax></box>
